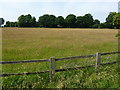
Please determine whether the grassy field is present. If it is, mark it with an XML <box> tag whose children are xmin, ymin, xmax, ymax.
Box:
<box><xmin>1</xmin><ymin>28</ymin><xmax>119</xmax><ymax>88</ymax></box>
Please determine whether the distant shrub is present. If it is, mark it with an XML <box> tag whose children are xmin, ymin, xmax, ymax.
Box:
<box><xmin>115</xmin><ymin>33</ymin><xmax>120</xmax><ymax>37</ymax></box>
<box><xmin>92</xmin><ymin>24</ymin><xmax>99</xmax><ymax>28</ymax></box>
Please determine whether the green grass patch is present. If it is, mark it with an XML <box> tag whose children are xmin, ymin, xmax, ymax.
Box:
<box><xmin>2</xmin><ymin>28</ymin><xmax>119</xmax><ymax>88</ymax></box>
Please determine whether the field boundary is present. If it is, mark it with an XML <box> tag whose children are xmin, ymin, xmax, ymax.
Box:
<box><xmin>1</xmin><ymin>51</ymin><xmax>119</xmax><ymax>64</ymax></box>
<box><xmin>0</xmin><ymin>51</ymin><xmax>120</xmax><ymax>81</ymax></box>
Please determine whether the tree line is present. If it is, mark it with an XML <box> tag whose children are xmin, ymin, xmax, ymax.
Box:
<box><xmin>0</xmin><ymin>12</ymin><xmax>120</xmax><ymax>29</ymax></box>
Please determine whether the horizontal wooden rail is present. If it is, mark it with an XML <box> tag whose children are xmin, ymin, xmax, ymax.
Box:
<box><xmin>55</xmin><ymin>64</ymin><xmax>95</xmax><ymax>72</ymax></box>
<box><xmin>0</xmin><ymin>51</ymin><xmax>120</xmax><ymax>79</ymax></box>
<box><xmin>0</xmin><ymin>70</ymin><xmax>49</xmax><ymax>77</ymax></box>
<box><xmin>1</xmin><ymin>60</ymin><xmax>120</xmax><ymax>77</ymax></box>
<box><xmin>1</xmin><ymin>51</ymin><xmax>119</xmax><ymax>65</ymax></box>
<box><xmin>100</xmin><ymin>60</ymin><xmax>120</xmax><ymax>65</ymax></box>
<box><xmin>0</xmin><ymin>59</ymin><xmax>49</xmax><ymax>64</ymax></box>
<box><xmin>0</xmin><ymin>54</ymin><xmax>96</xmax><ymax>64</ymax></box>
<box><xmin>55</xmin><ymin>54</ymin><xmax>96</xmax><ymax>61</ymax></box>
<box><xmin>101</xmin><ymin>51</ymin><xmax>120</xmax><ymax>55</ymax></box>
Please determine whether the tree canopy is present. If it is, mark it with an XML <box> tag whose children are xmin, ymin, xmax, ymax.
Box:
<box><xmin>56</xmin><ymin>16</ymin><xmax>65</xmax><ymax>28</ymax></box>
<box><xmin>0</xmin><ymin>18</ymin><xmax>5</xmax><ymax>27</ymax></box>
<box><xmin>106</xmin><ymin>12</ymin><xmax>117</xmax><ymax>28</ymax></box>
<box><xmin>76</xmin><ymin>16</ymin><xmax>84</xmax><ymax>28</ymax></box>
<box><xmin>83</xmin><ymin>14</ymin><xmax>94</xmax><ymax>28</ymax></box>
<box><xmin>65</xmin><ymin>14</ymin><xmax>76</xmax><ymax>28</ymax></box>
<box><xmin>3</xmin><ymin>12</ymin><xmax>120</xmax><ymax>29</ymax></box>
<box><xmin>112</xmin><ymin>13</ymin><xmax>120</xmax><ymax>29</ymax></box>
<box><xmin>18</xmin><ymin>14</ymin><xmax>36</xmax><ymax>27</ymax></box>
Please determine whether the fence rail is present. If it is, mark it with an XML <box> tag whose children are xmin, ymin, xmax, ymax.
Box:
<box><xmin>0</xmin><ymin>59</ymin><xmax>49</xmax><ymax>64</ymax></box>
<box><xmin>1</xmin><ymin>51</ymin><xmax>119</xmax><ymax>64</ymax></box>
<box><xmin>0</xmin><ymin>51</ymin><xmax>120</xmax><ymax>81</ymax></box>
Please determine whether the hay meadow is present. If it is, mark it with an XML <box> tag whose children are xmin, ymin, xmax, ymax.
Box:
<box><xmin>1</xmin><ymin>28</ymin><xmax>119</xmax><ymax>88</ymax></box>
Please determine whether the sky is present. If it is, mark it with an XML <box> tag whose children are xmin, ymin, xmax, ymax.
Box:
<box><xmin>0</xmin><ymin>0</ymin><xmax>120</xmax><ymax>23</ymax></box>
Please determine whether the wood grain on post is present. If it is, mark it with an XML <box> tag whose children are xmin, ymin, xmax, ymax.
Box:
<box><xmin>95</xmin><ymin>52</ymin><xmax>101</xmax><ymax>73</ymax></box>
<box><xmin>49</xmin><ymin>57</ymin><xmax>55</xmax><ymax>82</ymax></box>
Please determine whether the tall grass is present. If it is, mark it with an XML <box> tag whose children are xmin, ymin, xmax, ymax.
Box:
<box><xmin>2</xmin><ymin>28</ymin><xmax>119</xmax><ymax>88</ymax></box>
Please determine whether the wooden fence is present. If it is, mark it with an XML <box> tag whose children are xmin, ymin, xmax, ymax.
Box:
<box><xmin>0</xmin><ymin>51</ymin><xmax>120</xmax><ymax>81</ymax></box>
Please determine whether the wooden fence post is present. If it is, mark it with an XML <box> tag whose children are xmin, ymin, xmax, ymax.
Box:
<box><xmin>49</xmin><ymin>57</ymin><xmax>55</xmax><ymax>82</ymax></box>
<box><xmin>95</xmin><ymin>52</ymin><xmax>101</xmax><ymax>73</ymax></box>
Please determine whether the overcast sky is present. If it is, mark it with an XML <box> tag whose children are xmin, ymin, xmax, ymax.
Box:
<box><xmin>0</xmin><ymin>0</ymin><xmax>119</xmax><ymax>23</ymax></box>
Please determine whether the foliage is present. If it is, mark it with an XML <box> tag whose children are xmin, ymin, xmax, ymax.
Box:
<box><xmin>49</xmin><ymin>15</ymin><xmax>57</xmax><ymax>28</ymax></box>
<box><xmin>0</xmin><ymin>18</ymin><xmax>5</xmax><ymax>27</ymax></box>
<box><xmin>76</xmin><ymin>14</ymin><xmax>96</xmax><ymax>28</ymax></box>
<box><xmin>115</xmin><ymin>33</ymin><xmax>120</xmax><ymax>37</ymax></box>
<box><xmin>38</xmin><ymin>14</ymin><xmax>57</xmax><ymax>28</ymax></box>
<box><xmin>4</xmin><ymin>21</ymin><xmax>18</xmax><ymax>27</ymax></box>
<box><xmin>106</xmin><ymin>12</ymin><xmax>117</xmax><ymax>29</ymax></box>
<box><xmin>113</xmin><ymin>13</ymin><xmax>120</xmax><ymax>29</ymax></box>
<box><xmin>18</xmin><ymin>14</ymin><xmax>36</xmax><ymax>27</ymax></box>
<box><xmin>55</xmin><ymin>16</ymin><xmax>65</xmax><ymax>28</ymax></box>
<box><xmin>3</xmin><ymin>12</ymin><xmax>119</xmax><ymax>29</ymax></box>
<box><xmin>92</xmin><ymin>24</ymin><xmax>100</xmax><ymax>28</ymax></box>
<box><xmin>76</xmin><ymin>16</ymin><xmax>85</xmax><ymax>28</ymax></box>
<box><xmin>100</xmin><ymin>22</ymin><xmax>107</xmax><ymax>28</ymax></box>
<box><xmin>83</xmin><ymin>13</ymin><xmax>94</xmax><ymax>28</ymax></box>
<box><xmin>65</xmin><ymin>14</ymin><xmax>76</xmax><ymax>28</ymax></box>
<box><xmin>94</xmin><ymin>19</ymin><xmax>100</xmax><ymax>25</ymax></box>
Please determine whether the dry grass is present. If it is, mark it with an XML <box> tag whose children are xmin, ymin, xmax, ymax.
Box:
<box><xmin>2</xmin><ymin>28</ymin><xmax>118</xmax><ymax>60</ymax></box>
<box><xmin>2</xmin><ymin>28</ymin><xmax>119</xmax><ymax>88</ymax></box>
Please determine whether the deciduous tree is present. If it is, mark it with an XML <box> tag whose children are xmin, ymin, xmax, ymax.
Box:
<box><xmin>0</xmin><ymin>18</ymin><xmax>5</xmax><ymax>27</ymax></box>
<box><xmin>65</xmin><ymin>14</ymin><xmax>76</xmax><ymax>28</ymax></box>
<box><xmin>113</xmin><ymin>13</ymin><xmax>120</xmax><ymax>29</ymax></box>
<box><xmin>18</xmin><ymin>14</ymin><xmax>36</xmax><ymax>27</ymax></box>
<box><xmin>83</xmin><ymin>13</ymin><xmax>94</xmax><ymax>28</ymax></box>
<box><xmin>106</xmin><ymin>12</ymin><xmax>117</xmax><ymax>28</ymax></box>
<box><xmin>56</xmin><ymin>16</ymin><xmax>65</xmax><ymax>28</ymax></box>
